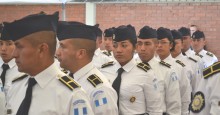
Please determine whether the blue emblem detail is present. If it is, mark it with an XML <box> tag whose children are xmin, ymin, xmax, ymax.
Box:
<box><xmin>95</xmin><ymin>97</ymin><xmax>108</xmax><ymax>107</ymax></box>
<box><xmin>74</xmin><ymin>108</ymin><xmax>79</xmax><ymax>115</ymax></box>
<box><xmin>93</xmin><ymin>90</ymin><xmax>104</xmax><ymax>97</ymax></box>
<box><xmin>73</xmin><ymin>99</ymin><xmax>85</xmax><ymax>106</ymax></box>
<box><xmin>83</xmin><ymin>107</ymin><xmax>87</xmax><ymax>114</ymax></box>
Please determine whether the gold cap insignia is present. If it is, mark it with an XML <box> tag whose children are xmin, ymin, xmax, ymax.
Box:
<box><xmin>191</xmin><ymin>91</ymin><xmax>205</xmax><ymax>113</ymax></box>
<box><xmin>130</xmin><ymin>96</ymin><xmax>136</xmax><ymax>103</ymax></box>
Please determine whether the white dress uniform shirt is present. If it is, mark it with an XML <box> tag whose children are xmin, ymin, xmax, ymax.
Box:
<box><xmin>0</xmin><ymin>79</ymin><xmax>6</xmax><ymax>115</ymax></box>
<box><xmin>161</xmin><ymin>55</ymin><xmax>191</xmax><ymax>115</ymax></box>
<box><xmin>100</xmin><ymin>58</ymin><xmax>163</xmax><ymax>115</ymax></box>
<box><xmin>174</xmin><ymin>53</ymin><xmax>202</xmax><ymax>95</ymax></box>
<box><xmin>148</xmin><ymin>57</ymin><xmax>181</xmax><ymax>115</ymax></box>
<box><xmin>6</xmin><ymin>62</ymin><xmax>94</xmax><ymax>115</ymax></box>
<box><xmin>184</xmin><ymin>49</ymin><xmax>205</xmax><ymax>90</ymax></box>
<box><xmin>92</xmin><ymin>48</ymin><xmax>114</xmax><ymax>69</ymax></box>
<box><xmin>190</xmin><ymin>62</ymin><xmax>220</xmax><ymax>115</ymax></box>
<box><xmin>74</xmin><ymin>62</ymin><xmax>118</xmax><ymax>115</ymax></box>
<box><xmin>0</xmin><ymin>58</ymin><xmax>25</xmax><ymax>97</ymax></box>
<box><xmin>197</xmin><ymin>49</ymin><xmax>218</xmax><ymax>68</ymax></box>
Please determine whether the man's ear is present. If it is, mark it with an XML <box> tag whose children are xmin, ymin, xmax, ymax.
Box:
<box><xmin>76</xmin><ymin>49</ymin><xmax>86</xmax><ymax>59</ymax></box>
<box><xmin>38</xmin><ymin>43</ymin><xmax>49</xmax><ymax>57</ymax></box>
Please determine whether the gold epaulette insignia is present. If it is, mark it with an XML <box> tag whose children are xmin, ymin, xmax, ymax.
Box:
<box><xmin>189</xmin><ymin>57</ymin><xmax>197</xmax><ymax>63</ymax></box>
<box><xmin>159</xmin><ymin>61</ymin><xmax>171</xmax><ymax>68</ymax></box>
<box><xmin>103</xmin><ymin>51</ymin><xmax>111</xmax><ymax>56</ymax></box>
<box><xmin>191</xmin><ymin>91</ymin><xmax>205</xmax><ymax>113</ymax></box>
<box><xmin>87</xmin><ymin>74</ymin><xmax>103</xmax><ymax>87</ymax></box>
<box><xmin>12</xmin><ymin>74</ymin><xmax>28</xmax><ymax>83</ymax></box>
<box><xmin>59</xmin><ymin>75</ymin><xmax>81</xmax><ymax>91</ymax></box>
<box><xmin>176</xmin><ymin>60</ymin><xmax>185</xmax><ymax>67</ymax></box>
<box><xmin>137</xmin><ymin>62</ymin><xmax>151</xmax><ymax>72</ymax></box>
<box><xmin>101</xmin><ymin>61</ymin><xmax>114</xmax><ymax>68</ymax></box>
<box><xmin>203</xmin><ymin>61</ymin><xmax>220</xmax><ymax>79</ymax></box>
<box><xmin>196</xmin><ymin>53</ymin><xmax>203</xmax><ymax>58</ymax></box>
<box><xmin>206</xmin><ymin>52</ymin><xmax>213</xmax><ymax>57</ymax></box>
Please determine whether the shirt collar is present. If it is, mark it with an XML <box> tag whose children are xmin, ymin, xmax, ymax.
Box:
<box><xmin>115</xmin><ymin>57</ymin><xmax>136</xmax><ymax>73</ymax></box>
<box><xmin>34</xmin><ymin>62</ymin><xmax>59</xmax><ymax>89</ymax></box>
<box><xmin>148</xmin><ymin>56</ymin><xmax>159</xmax><ymax>66</ymax></box>
<box><xmin>0</xmin><ymin>58</ymin><xmax>16</xmax><ymax>69</ymax></box>
<box><xmin>74</xmin><ymin>62</ymin><xmax>94</xmax><ymax>81</ymax></box>
<box><xmin>198</xmin><ymin>49</ymin><xmax>206</xmax><ymax>55</ymax></box>
<box><xmin>162</xmin><ymin>54</ymin><xmax>173</xmax><ymax>62</ymax></box>
<box><xmin>94</xmin><ymin>48</ymin><xmax>102</xmax><ymax>56</ymax></box>
<box><xmin>175</xmin><ymin>53</ymin><xmax>184</xmax><ymax>59</ymax></box>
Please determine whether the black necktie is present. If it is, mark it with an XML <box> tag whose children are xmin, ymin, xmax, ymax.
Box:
<box><xmin>112</xmin><ymin>68</ymin><xmax>124</xmax><ymax>107</ymax></box>
<box><xmin>1</xmin><ymin>64</ymin><xmax>9</xmax><ymax>87</ymax></box>
<box><xmin>16</xmin><ymin>78</ymin><xmax>37</xmax><ymax>115</ymax></box>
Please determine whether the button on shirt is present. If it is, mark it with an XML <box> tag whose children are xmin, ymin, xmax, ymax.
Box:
<box><xmin>148</xmin><ymin>57</ymin><xmax>181</xmax><ymax>115</ymax></box>
<box><xmin>191</xmin><ymin>72</ymin><xmax>220</xmax><ymax>115</ymax></box>
<box><xmin>73</xmin><ymin>62</ymin><xmax>118</xmax><ymax>115</ymax></box>
<box><xmin>197</xmin><ymin>49</ymin><xmax>218</xmax><ymax>68</ymax></box>
<box><xmin>92</xmin><ymin>48</ymin><xmax>114</xmax><ymax>69</ymax></box>
<box><xmin>100</xmin><ymin>58</ymin><xmax>162</xmax><ymax>115</ymax></box>
<box><xmin>6</xmin><ymin>62</ymin><xmax>94</xmax><ymax>115</ymax></box>
<box><xmin>0</xmin><ymin>58</ymin><xmax>25</xmax><ymax>97</ymax></box>
<box><xmin>161</xmin><ymin>55</ymin><xmax>191</xmax><ymax>115</ymax></box>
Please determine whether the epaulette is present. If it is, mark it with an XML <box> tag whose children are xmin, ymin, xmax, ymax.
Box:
<box><xmin>203</xmin><ymin>61</ymin><xmax>220</xmax><ymax>79</ymax></box>
<box><xmin>59</xmin><ymin>75</ymin><xmax>81</xmax><ymax>91</ymax></box>
<box><xmin>102</xmin><ymin>51</ymin><xmax>111</xmax><ymax>56</ymax></box>
<box><xmin>12</xmin><ymin>74</ymin><xmax>28</xmax><ymax>83</ymax></box>
<box><xmin>195</xmin><ymin>53</ymin><xmax>203</xmax><ymax>58</ymax></box>
<box><xmin>159</xmin><ymin>61</ymin><xmax>171</xmax><ymax>68</ymax></box>
<box><xmin>101</xmin><ymin>61</ymin><xmax>114</xmax><ymax>68</ymax></box>
<box><xmin>137</xmin><ymin>62</ymin><xmax>151</xmax><ymax>72</ymax></box>
<box><xmin>176</xmin><ymin>60</ymin><xmax>185</xmax><ymax>67</ymax></box>
<box><xmin>188</xmin><ymin>57</ymin><xmax>197</xmax><ymax>63</ymax></box>
<box><xmin>206</xmin><ymin>52</ymin><xmax>213</xmax><ymax>57</ymax></box>
<box><xmin>87</xmin><ymin>74</ymin><xmax>103</xmax><ymax>87</ymax></box>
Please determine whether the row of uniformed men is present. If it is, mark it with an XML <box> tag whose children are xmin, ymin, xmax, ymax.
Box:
<box><xmin>0</xmin><ymin>11</ymin><xmax>219</xmax><ymax>115</ymax></box>
<box><xmin>91</xmin><ymin>21</ymin><xmax>219</xmax><ymax>114</ymax></box>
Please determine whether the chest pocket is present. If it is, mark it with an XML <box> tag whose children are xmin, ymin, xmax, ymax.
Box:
<box><xmin>120</xmin><ymin>85</ymin><xmax>146</xmax><ymax>111</ymax></box>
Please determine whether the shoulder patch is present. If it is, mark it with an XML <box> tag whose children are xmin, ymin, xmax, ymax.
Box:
<box><xmin>87</xmin><ymin>74</ymin><xmax>103</xmax><ymax>87</ymax></box>
<box><xmin>188</xmin><ymin>57</ymin><xmax>197</xmax><ymax>63</ymax></box>
<box><xmin>176</xmin><ymin>60</ymin><xmax>185</xmax><ymax>67</ymax></box>
<box><xmin>101</xmin><ymin>61</ymin><xmax>114</xmax><ymax>68</ymax></box>
<box><xmin>12</xmin><ymin>74</ymin><xmax>28</xmax><ymax>83</ymax></box>
<box><xmin>195</xmin><ymin>53</ymin><xmax>203</xmax><ymax>58</ymax></box>
<box><xmin>102</xmin><ymin>51</ymin><xmax>111</xmax><ymax>56</ymax></box>
<box><xmin>59</xmin><ymin>75</ymin><xmax>81</xmax><ymax>91</ymax></box>
<box><xmin>203</xmin><ymin>61</ymin><xmax>220</xmax><ymax>79</ymax></box>
<box><xmin>190</xmin><ymin>91</ymin><xmax>205</xmax><ymax>113</ymax></box>
<box><xmin>137</xmin><ymin>62</ymin><xmax>151</xmax><ymax>72</ymax></box>
<box><xmin>206</xmin><ymin>52</ymin><xmax>213</xmax><ymax>57</ymax></box>
<box><xmin>159</xmin><ymin>61</ymin><xmax>171</xmax><ymax>68</ymax></box>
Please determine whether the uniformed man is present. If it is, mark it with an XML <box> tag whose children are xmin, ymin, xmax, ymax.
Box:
<box><xmin>171</xmin><ymin>30</ymin><xmax>202</xmax><ymax>95</ymax></box>
<box><xmin>136</xmin><ymin>26</ymin><xmax>181</xmax><ymax>115</ymax></box>
<box><xmin>92</xmin><ymin>28</ymin><xmax>114</xmax><ymax>69</ymax></box>
<box><xmin>56</xmin><ymin>21</ymin><xmax>118</xmax><ymax>115</ymax></box>
<box><xmin>156</xmin><ymin>27</ymin><xmax>191</xmax><ymax>115</ymax></box>
<box><xmin>0</xmin><ymin>23</ymin><xmax>25</xmax><ymax>98</ymax></box>
<box><xmin>3</xmin><ymin>12</ymin><xmax>93</xmax><ymax>115</ymax></box>
<box><xmin>190</xmin><ymin>61</ymin><xmax>220</xmax><ymax>115</ymax></box>
<box><xmin>100</xmin><ymin>25</ymin><xmax>162</xmax><ymax>115</ymax></box>
<box><xmin>178</xmin><ymin>27</ymin><xmax>205</xmax><ymax>90</ymax></box>
<box><xmin>102</xmin><ymin>27</ymin><xmax>114</xmax><ymax>56</ymax></box>
<box><xmin>191</xmin><ymin>30</ymin><xmax>218</xmax><ymax>68</ymax></box>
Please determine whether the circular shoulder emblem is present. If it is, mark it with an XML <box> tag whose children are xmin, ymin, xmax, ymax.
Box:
<box><xmin>191</xmin><ymin>91</ymin><xmax>205</xmax><ymax>113</ymax></box>
<box><xmin>130</xmin><ymin>96</ymin><xmax>136</xmax><ymax>103</ymax></box>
